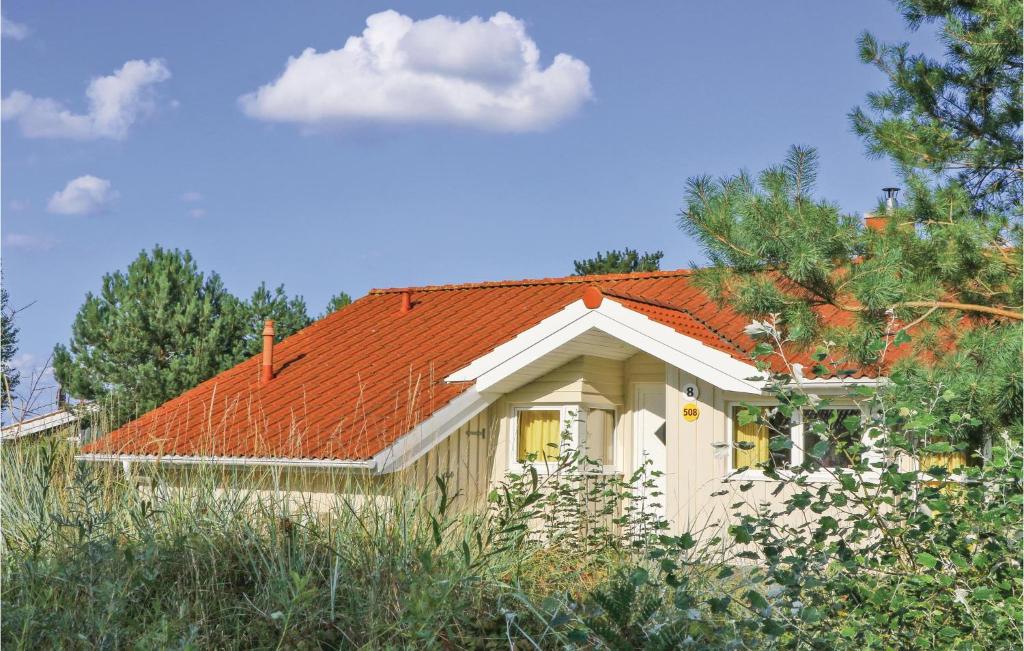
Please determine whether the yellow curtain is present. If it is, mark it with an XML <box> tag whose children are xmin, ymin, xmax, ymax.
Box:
<box><xmin>733</xmin><ymin>407</ymin><xmax>770</xmax><ymax>469</ymax></box>
<box><xmin>920</xmin><ymin>451</ymin><xmax>967</xmax><ymax>473</ymax></box>
<box><xmin>518</xmin><ymin>410</ymin><xmax>562</xmax><ymax>462</ymax></box>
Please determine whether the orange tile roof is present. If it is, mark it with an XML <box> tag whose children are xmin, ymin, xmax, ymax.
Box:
<box><xmin>82</xmin><ymin>269</ymin><xmax>896</xmax><ymax>462</ymax></box>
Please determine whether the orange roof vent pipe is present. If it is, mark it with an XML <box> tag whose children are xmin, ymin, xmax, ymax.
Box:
<box><xmin>261</xmin><ymin>320</ymin><xmax>275</xmax><ymax>385</ymax></box>
<box><xmin>399</xmin><ymin>291</ymin><xmax>412</xmax><ymax>314</ymax></box>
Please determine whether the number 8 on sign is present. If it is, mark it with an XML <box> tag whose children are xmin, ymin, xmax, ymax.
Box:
<box><xmin>682</xmin><ymin>383</ymin><xmax>699</xmax><ymax>400</ymax></box>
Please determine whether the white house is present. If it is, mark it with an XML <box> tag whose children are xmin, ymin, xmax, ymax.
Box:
<box><xmin>79</xmin><ymin>269</ymin><xmax>898</xmax><ymax>532</ymax></box>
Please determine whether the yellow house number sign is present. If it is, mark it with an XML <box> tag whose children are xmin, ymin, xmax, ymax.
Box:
<box><xmin>682</xmin><ymin>403</ymin><xmax>700</xmax><ymax>422</ymax></box>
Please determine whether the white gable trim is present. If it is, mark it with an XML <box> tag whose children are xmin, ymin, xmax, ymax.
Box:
<box><xmin>447</xmin><ymin>301</ymin><xmax>594</xmax><ymax>382</ymax></box>
<box><xmin>448</xmin><ymin>298</ymin><xmax>764</xmax><ymax>394</ymax></box>
<box><xmin>370</xmin><ymin>387</ymin><xmax>496</xmax><ymax>474</ymax></box>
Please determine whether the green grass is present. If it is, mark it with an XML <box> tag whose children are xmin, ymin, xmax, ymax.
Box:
<box><xmin>0</xmin><ymin>438</ymin><xmax>628</xmax><ymax>649</ymax></box>
<box><xmin>12</xmin><ymin>430</ymin><xmax>1009</xmax><ymax>649</ymax></box>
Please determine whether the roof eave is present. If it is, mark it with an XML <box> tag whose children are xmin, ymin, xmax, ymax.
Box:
<box><xmin>75</xmin><ymin>453</ymin><xmax>376</xmax><ymax>470</ymax></box>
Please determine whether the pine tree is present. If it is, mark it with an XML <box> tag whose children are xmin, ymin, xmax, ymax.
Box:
<box><xmin>850</xmin><ymin>0</ymin><xmax>1022</xmax><ymax>213</ymax></box>
<box><xmin>678</xmin><ymin>0</ymin><xmax>1022</xmax><ymax>443</ymax></box>
<box><xmin>321</xmin><ymin>292</ymin><xmax>352</xmax><ymax>317</ymax></box>
<box><xmin>241</xmin><ymin>283</ymin><xmax>311</xmax><ymax>356</ymax></box>
<box><xmin>1</xmin><ymin>286</ymin><xmax>20</xmax><ymax>411</ymax></box>
<box><xmin>53</xmin><ymin>247</ymin><xmax>311</xmax><ymax>425</ymax></box>
<box><xmin>573</xmin><ymin>248</ymin><xmax>663</xmax><ymax>276</ymax></box>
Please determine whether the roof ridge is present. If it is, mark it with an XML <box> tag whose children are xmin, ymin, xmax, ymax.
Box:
<box><xmin>369</xmin><ymin>269</ymin><xmax>693</xmax><ymax>294</ymax></box>
<box><xmin>600</xmin><ymin>288</ymin><xmax>687</xmax><ymax>312</ymax></box>
<box><xmin>601</xmin><ymin>288</ymin><xmax>749</xmax><ymax>357</ymax></box>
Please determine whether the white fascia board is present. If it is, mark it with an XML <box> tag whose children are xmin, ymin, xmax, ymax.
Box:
<box><xmin>2</xmin><ymin>410</ymin><xmax>80</xmax><ymax>440</ymax></box>
<box><xmin>459</xmin><ymin>298</ymin><xmax>764</xmax><ymax>395</ymax></box>
<box><xmin>589</xmin><ymin>302</ymin><xmax>763</xmax><ymax>393</ymax></box>
<box><xmin>75</xmin><ymin>453</ymin><xmax>373</xmax><ymax>470</ymax></box>
<box><xmin>473</xmin><ymin>315</ymin><xmax>608</xmax><ymax>392</ymax></box>
<box><xmin>371</xmin><ymin>387</ymin><xmax>495</xmax><ymax>474</ymax></box>
<box><xmin>771</xmin><ymin>376</ymin><xmax>885</xmax><ymax>396</ymax></box>
<box><xmin>446</xmin><ymin>301</ymin><xmax>593</xmax><ymax>382</ymax></box>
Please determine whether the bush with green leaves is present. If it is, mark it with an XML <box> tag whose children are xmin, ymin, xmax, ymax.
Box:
<box><xmin>488</xmin><ymin>414</ymin><xmax>669</xmax><ymax>557</ymax></box>
<box><xmin>575</xmin><ymin>325</ymin><xmax>1022</xmax><ymax>650</ymax></box>
<box><xmin>721</xmin><ymin>330</ymin><xmax>1022</xmax><ymax>648</ymax></box>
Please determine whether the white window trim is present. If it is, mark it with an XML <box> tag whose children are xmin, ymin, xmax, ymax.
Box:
<box><xmin>581</xmin><ymin>405</ymin><xmax>621</xmax><ymax>475</ymax></box>
<box><xmin>724</xmin><ymin>401</ymin><xmax>879</xmax><ymax>483</ymax></box>
<box><xmin>508</xmin><ymin>404</ymin><xmax>620</xmax><ymax>474</ymax></box>
<box><xmin>724</xmin><ymin>398</ymin><xmax>790</xmax><ymax>482</ymax></box>
<box><xmin>509</xmin><ymin>404</ymin><xmax>577</xmax><ymax>474</ymax></box>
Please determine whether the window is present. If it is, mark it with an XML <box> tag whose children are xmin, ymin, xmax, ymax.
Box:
<box><xmin>727</xmin><ymin>403</ymin><xmax>869</xmax><ymax>479</ymax></box>
<box><xmin>511</xmin><ymin>405</ymin><xmax>618</xmax><ymax>471</ymax></box>
<box><xmin>801</xmin><ymin>409</ymin><xmax>863</xmax><ymax>468</ymax></box>
<box><xmin>731</xmin><ymin>406</ymin><xmax>791</xmax><ymax>470</ymax></box>
<box><xmin>516</xmin><ymin>408</ymin><xmax>562</xmax><ymax>463</ymax></box>
<box><xmin>583</xmin><ymin>408</ymin><xmax>616</xmax><ymax>466</ymax></box>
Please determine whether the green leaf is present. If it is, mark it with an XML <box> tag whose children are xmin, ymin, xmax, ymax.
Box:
<box><xmin>769</xmin><ymin>436</ymin><xmax>793</xmax><ymax>451</ymax></box>
<box><xmin>708</xmin><ymin>596</ymin><xmax>731</xmax><ymax>613</ymax></box>
<box><xmin>811</xmin><ymin>440</ymin><xmax>830</xmax><ymax>458</ymax></box>
<box><xmin>729</xmin><ymin>525</ymin><xmax>752</xmax><ymax>544</ymax></box>
<box><xmin>746</xmin><ymin>590</ymin><xmax>769</xmax><ymax>610</ymax></box>
<box><xmin>737</xmin><ymin>407</ymin><xmax>760</xmax><ymax>426</ymax></box>
<box><xmin>800</xmin><ymin>607</ymin><xmax>822</xmax><ymax>623</ymax></box>
<box><xmin>972</xmin><ymin>587</ymin><xmax>997</xmax><ymax>601</ymax></box>
<box><xmin>916</xmin><ymin>552</ymin><xmax>938</xmax><ymax>569</ymax></box>
<box><xmin>629</xmin><ymin>567</ymin><xmax>649</xmax><ymax>586</ymax></box>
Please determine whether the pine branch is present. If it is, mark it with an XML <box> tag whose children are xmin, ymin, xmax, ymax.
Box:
<box><xmin>837</xmin><ymin>299</ymin><xmax>1023</xmax><ymax>320</ymax></box>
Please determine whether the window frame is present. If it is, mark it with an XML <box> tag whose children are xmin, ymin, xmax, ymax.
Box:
<box><xmin>725</xmin><ymin>400</ymin><xmax>876</xmax><ymax>483</ymax></box>
<box><xmin>581</xmin><ymin>405</ymin><xmax>621</xmax><ymax>474</ymax></box>
<box><xmin>508</xmin><ymin>403</ymin><xmax>620</xmax><ymax>474</ymax></box>
<box><xmin>725</xmin><ymin>400</ymin><xmax>799</xmax><ymax>481</ymax></box>
<box><xmin>796</xmin><ymin>406</ymin><xmax>870</xmax><ymax>470</ymax></box>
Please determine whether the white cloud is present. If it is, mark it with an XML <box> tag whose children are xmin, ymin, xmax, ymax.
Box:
<box><xmin>2</xmin><ymin>15</ymin><xmax>29</xmax><ymax>40</ymax></box>
<box><xmin>2</xmin><ymin>233</ymin><xmax>56</xmax><ymax>251</ymax></box>
<box><xmin>181</xmin><ymin>191</ymin><xmax>203</xmax><ymax>202</ymax></box>
<box><xmin>2</xmin><ymin>59</ymin><xmax>171</xmax><ymax>139</ymax></box>
<box><xmin>10</xmin><ymin>353</ymin><xmax>37</xmax><ymax>374</ymax></box>
<box><xmin>47</xmin><ymin>175</ymin><xmax>117</xmax><ymax>215</ymax></box>
<box><xmin>239</xmin><ymin>10</ymin><xmax>592</xmax><ymax>132</ymax></box>
<box><xmin>188</xmin><ymin>208</ymin><xmax>206</xmax><ymax>218</ymax></box>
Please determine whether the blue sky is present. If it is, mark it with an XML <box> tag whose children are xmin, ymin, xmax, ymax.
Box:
<box><xmin>2</xmin><ymin>1</ymin><xmax>939</xmax><ymax>404</ymax></box>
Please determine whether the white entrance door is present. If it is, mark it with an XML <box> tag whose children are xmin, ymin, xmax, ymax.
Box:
<box><xmin>633</xmin><ymin>383</ymin><xmax>667</xmax><ymax>520</ymax></box>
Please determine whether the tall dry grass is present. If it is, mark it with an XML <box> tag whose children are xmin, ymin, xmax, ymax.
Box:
<box><xmin>0</xmin><ymin>436</ymin><xmax>632</xmax><ymax>649</ymax></box>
